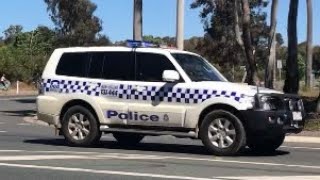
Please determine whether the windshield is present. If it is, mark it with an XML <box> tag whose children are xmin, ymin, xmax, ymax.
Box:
<box><xmin>172</xmin><ymin>53</ymin><xmax>227</xmax><ymax>82</ymax></box>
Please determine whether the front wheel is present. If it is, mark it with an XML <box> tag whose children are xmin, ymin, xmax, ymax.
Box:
<box><xmin>247</xmin><ymin>134</ymin><xmax>285</xmax><ymax>153</ymax></box>
<box><xmin>199</xmin><ymin>110</ymin><xmax>246</xmax><ymax>156</ymax></box>
<box><xmin>61</xmin><ymin>105</ymin><xmax>101</xmax><ymax>146</ymax></box>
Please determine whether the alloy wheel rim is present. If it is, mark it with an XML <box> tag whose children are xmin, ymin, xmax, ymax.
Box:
<box><xmin>68</xmin><ymin>113</ymin><xmax>91</xmax><ymax>141</ymax></box>
<box><xmin>208</xmin><ymin>118</ymin><xmax>236</xmax><ymax>149</ymax></box>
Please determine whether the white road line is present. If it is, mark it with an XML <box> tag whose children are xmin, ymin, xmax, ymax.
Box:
<box><xmin>0</xmin><ymin>150</ymin><xmax>24</xmax><ymax>152</ymax></box>
<box><xmin>0</xmin><ymin>162</ymin><xmax>219</xmax><ymax>180</ymax></box>
<box><xmin>0</xmin><ymin>122</ymin><xmax>5</xmax><ymax>125</ymax></box>
<box><xmin>1</xmin><ymin>150</ymin><xmax>320</xmax><ymax>170</ymax></box>
<box><xmin>281</xmin><ymin>145</ymin><xmax>320</xmax><ymax>150</ymax></box>
<box><xmin>0</xmin><ymin>131</ymin><xmax>7</xmax><ymax>133</ymax></box>
<box><xmin>217</xmin><ymin>176</ymin><xmax>320</xmax><ymax>180</ymax></box>
<box><xmin>0</xmin><ymin>155</ymin><xmax>95</xmax><ymax>161</ymax></box>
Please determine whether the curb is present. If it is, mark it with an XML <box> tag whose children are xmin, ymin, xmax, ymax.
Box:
<box><xmin>22</xmin><ymin>116</ymin><xmax>320</xmax><ymax>144</ymax></box>
<box><xmin>0</xmin><ymin>96</ymin><xmax>37</xmax><ymax>101</ymax></box>
<box><xmin>284</xmin><ymin>136</ymin><xmax>320</xmax><ymax>144</ymax></box>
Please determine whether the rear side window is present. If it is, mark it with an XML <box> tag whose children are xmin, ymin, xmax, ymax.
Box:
<box><xmin>56</xmin><ymin>53</ymin><xmax>89</xmax><ymax>77</ymax></box>
<box><xmin>136</xmin><ymin>53</ymin><xmax>177</xmax><ymax>82</ymax></box>
<box><xmin>102</xmin><ymin>52</ymin><xmax>134</xmax><ymax>81</ymax></box>
<box><xmin>88</xmin><ymin>52</ymin><xmax>105</xmax><ymax>79</ymax></box>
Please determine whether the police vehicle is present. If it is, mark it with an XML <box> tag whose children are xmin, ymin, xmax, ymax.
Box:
<box><xmin>37</xmin><ymin>40</ymin><xmax>305</xmax><ymax>156</ymax></box>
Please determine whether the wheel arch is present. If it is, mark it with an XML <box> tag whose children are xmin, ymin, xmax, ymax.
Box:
<box><xmin>198</xmin><ymin>103</ymin><xmax>247</xmax><ymax>130</ymax></box>
<box><xmin>59</xmin><ymin>99</ymin><xmax>100</xmax><ymax>125</ymax></box>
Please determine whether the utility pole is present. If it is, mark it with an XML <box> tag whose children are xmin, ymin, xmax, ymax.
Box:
<box><xmin>133</xmin><ymin>0</ymin><xmax>143</xmax><ymax>41</ymax></box>
<box><xmin>176</xmin><ymin>0</ymin><xmax>184</xmax><ymax>50</ymax></box>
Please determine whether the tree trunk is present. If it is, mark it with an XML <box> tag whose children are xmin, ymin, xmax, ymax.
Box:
<box><xmin>241</xmin><ymin>0</ymin><xmax>259</xmax><ymax>85</ymax></box>
<box><xmin>176</xmin><ymin>0</ymin><xmax>184</xmax><ymax>50</ymax></box>
<box><xmin>283</xmin><ymin>0</ymin><xmax>299</xmax><ymax>94</ymax></box>
<box><xmin>133</xmin><ymin>0</ymin><xmax>143</xmax><ymax>41</ymax></box>
<box><xmin>265</xmin><ymin>0</ymin><xmax>278</xmax><ymax>89</ymax></box>
<box><xmin>234</xmin><ymin>0</ymin><xmax>245</xmax><ymax>52</ymax></box>
<box><xmin>305</xmin><ymin>0</ymin><xmax>313</xmax><ymax>89</ymax></box>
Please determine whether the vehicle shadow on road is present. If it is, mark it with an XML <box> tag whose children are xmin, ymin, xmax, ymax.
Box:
<box><xmin>0</xmin><ymin>110</ymin><xmax>36</xmax><ymax>117</ymax></box>
<box><xmin>23</xmin><ymin>138</ymin><xmax>290</xmax><ymax>157</ymax></box>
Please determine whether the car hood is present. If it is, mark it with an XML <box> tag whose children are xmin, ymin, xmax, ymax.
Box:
<box><xmin>192</xmin><ymin>81</ymin><xmax>283</xmax><ymax>96</ymax></box>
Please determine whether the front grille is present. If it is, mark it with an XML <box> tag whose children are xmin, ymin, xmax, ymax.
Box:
<box><xmin>268</xmin><ymin>97</ymin><xmax>285</xmax><ymax>110</ymax></box>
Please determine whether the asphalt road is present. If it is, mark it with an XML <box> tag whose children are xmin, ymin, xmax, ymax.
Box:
<box><xmin>0</xmin><ymin>97</ymin><xmax>320</xmax><ymax>180</ymax></box>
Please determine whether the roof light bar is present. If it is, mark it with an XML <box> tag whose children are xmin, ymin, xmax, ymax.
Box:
<box><xmin>126</xmin><ymin>40</ymin><xmax>158</xmax><ymax>48</ymax></box>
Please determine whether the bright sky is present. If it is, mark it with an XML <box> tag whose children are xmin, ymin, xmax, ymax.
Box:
<box><xmin>0</xmin><ymin>0</ymin><xmax>319</xmax><ymax>44</ymax></box>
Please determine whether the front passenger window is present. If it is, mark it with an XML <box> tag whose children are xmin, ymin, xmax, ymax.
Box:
<box><xmin>135</xmin><ymin>53</ymin><xmax>179</xmax><ymax>82</ymax></box>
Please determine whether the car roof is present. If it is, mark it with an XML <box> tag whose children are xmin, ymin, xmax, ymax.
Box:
<box><xmin>54</xmin><ymin>46</ymin><xmax>198</xmax><ymax>56</ymax></box>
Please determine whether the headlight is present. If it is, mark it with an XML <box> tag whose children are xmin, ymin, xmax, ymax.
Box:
<box><xmin>243</xmin><ymin>96</ymin><xmax>255</xmax><ymax>109</ymax></box>
<box><xmin>259</xmin><ymin>96</ymin><xmax>280</xmax><ymax>111</ymax></box>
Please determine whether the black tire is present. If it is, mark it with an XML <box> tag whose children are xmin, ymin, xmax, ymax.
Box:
<box><xmin>199</xmin><ymin>110</ymin><xmax>246</xmax><ymax>156</ymax></box>
<box><xmin>113</xmin><ymin>133</ymin><xmax>144</xmax><ymax>146</ymax></box>
<box><xmin>61</xmin><ymin>105</ymin><xmax>101</xmax><ymax>146</ymax></box>
<box><xmin>247</xmin><ymin>133</ymin><xmax>285</xmax><ymax>153</ymax></box>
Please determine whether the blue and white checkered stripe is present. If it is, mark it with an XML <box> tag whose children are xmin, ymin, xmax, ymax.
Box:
<box><xmin>43</xmin><ymin>79</ymin><xmax>101</xmax><ymax>96</ymax></box>
<box><xmin>42</xmin><ymin>79</ymin><xmax>243</xmax><ymax>104</ymax></box>
<box><xmin>118</xmin><ymin>84</ymin><xmax>243</xmax><ymax>104</ymax></box>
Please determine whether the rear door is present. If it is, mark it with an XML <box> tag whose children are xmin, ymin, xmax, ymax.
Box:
<box><xmin>87</xmin><ymin>51</ymin><xmax>135</xmax><ymax>125</ymax></box>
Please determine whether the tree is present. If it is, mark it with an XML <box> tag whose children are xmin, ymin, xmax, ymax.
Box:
<box><xmin>305</xmin><ymin>0</ymin><xmax>313</xmax><ymax>89</ymax></box>
<box><xmin>191</xmin><ymin>0</ymin><xmax>268</xmax><ymax>84</ymax></box>
<box><xmin>3</xmin><ymin>25</ymin><xmax>23</xmax><ymax>45</ymax></box>
<box><xmin>265</xmin><ymin>0</ymin><xmax>278</xmax><ymax>89</ymax></box>
<box><xmin>241</xmin><ymin>0</ymin><xmax>259</xmax><ymax>85</ymax></box>
<box><xmin>44</xmin><ymin>0</ymin><xmax>104</xmax><ymax>46</ymax></box>
<box><xmin>284</xmin><ymin>0</ymin><xmax>299</xmax><ymax>94</ymax></box>
<box><xmin>133</xmin><ymin>0</ymin><xmax>143</xmax><ymax>41</ymax></box>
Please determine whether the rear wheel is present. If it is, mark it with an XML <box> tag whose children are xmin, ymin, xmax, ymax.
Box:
<box><xmin>247</xmin><ymin>134</ymin><xmax>285</xmax><ymax>153</ymax></box>
<box><xmin>199</xmin><ymin>110</ymin><xmax>246</xmax><ymax>156</ymax></box>
<box><xmin>113</xmin><ymin>133</ymin><xmax>144</xmax><ymax>146</ymax></box>
<box><xmin>61</xmin><ymin>105</ymin><xmax>101</xmax><ymax>146</ymax></box>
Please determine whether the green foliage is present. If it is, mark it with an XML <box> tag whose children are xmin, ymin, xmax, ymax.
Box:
<box><xmin>191</xmin><ymin>0</ymin><xmax>271</xmax><ymax>72</ymax></box>
<box><xmin>44</xmin><ymin>0</ymin><xmax>110</xmax><ymax>47</ymax></box>
<box><xmin>3</xmin><ymin>25</ymin><xmax>23</xmax><ymax>45</ymax></box>
<box><xmin>143</xmin><ymin>35</ymin><xmax>165</xmax><ymax>45</ymax></box>
<box><xmin>280</xmin><ymin>45</ymin><xmax>307</xmax><ymax>81</ymax></box>
<box><xmin>0</xmin><ymin>0</ymin><xmax>111</xmax><ymax>84</ymax></box>
<box><xmin>0</xmin><ymin>25</ymin><xmax>55</xmax><ymax>83</ymax></box>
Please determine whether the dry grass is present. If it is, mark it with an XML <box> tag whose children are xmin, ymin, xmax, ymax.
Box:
<box><xmin>304</xmin><ymin>119</ymin><xmax>320</xmax><ymax>131</ymax></box>
<box><xmin>0</xmin><ymin>82</ymin><xmax>38</xmax><ymax>96</ymax></box>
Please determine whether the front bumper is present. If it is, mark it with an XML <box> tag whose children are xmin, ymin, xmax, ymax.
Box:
<box><xmin>241</xmin><ymin>93</ymin><xmax>305</xmax><ymax>136</ymax></box>
<box><xmin>241</xmin><ymin>109</ymin><xmax>305</xmax><ymax>136</ymax></box>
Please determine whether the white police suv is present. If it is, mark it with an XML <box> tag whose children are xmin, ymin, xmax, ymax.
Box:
<box><xmin>37</xmin><ymin>41</ymin><xmax>305</xmax><ymax>156</ymax></box>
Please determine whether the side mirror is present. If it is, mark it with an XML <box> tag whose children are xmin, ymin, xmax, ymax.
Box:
<box><xmin>162</xmin><ymin>70</ymin><xmax>180</xmax><ymax>82</ymax></box>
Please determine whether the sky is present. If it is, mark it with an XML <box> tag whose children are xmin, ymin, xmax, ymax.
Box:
<box><xmin>0</xmin><ymin>0</ymin><xmax>319</xmax><ymax>45</ymax></box>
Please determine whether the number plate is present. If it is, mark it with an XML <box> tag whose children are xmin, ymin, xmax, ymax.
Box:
<box><xmin>292</xmin><ymin>112</ymin><xmax>302</xmax><ymax>121</ymax></box>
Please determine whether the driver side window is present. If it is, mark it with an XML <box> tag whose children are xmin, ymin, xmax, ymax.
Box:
<box><xmin>135</xmin><ymin>53</ymin><xmax>182</xmax><ymax>82</ymax></box>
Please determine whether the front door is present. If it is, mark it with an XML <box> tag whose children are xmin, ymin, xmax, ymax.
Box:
<box><xmin>127</xmin><ymin>52</ymin><xmax>187</xmax><ymax>127</ymax></box>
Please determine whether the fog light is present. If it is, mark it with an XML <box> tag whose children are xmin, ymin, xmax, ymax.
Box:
<box><xmin>268</xmin><ymin>116</ymin><xmax>276</xmax><ymax>124</ymax></box>
<box><xmin>277</xmin><ymin>117</ymin><xmax>284</xmax><ymax>125</ymax></box>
